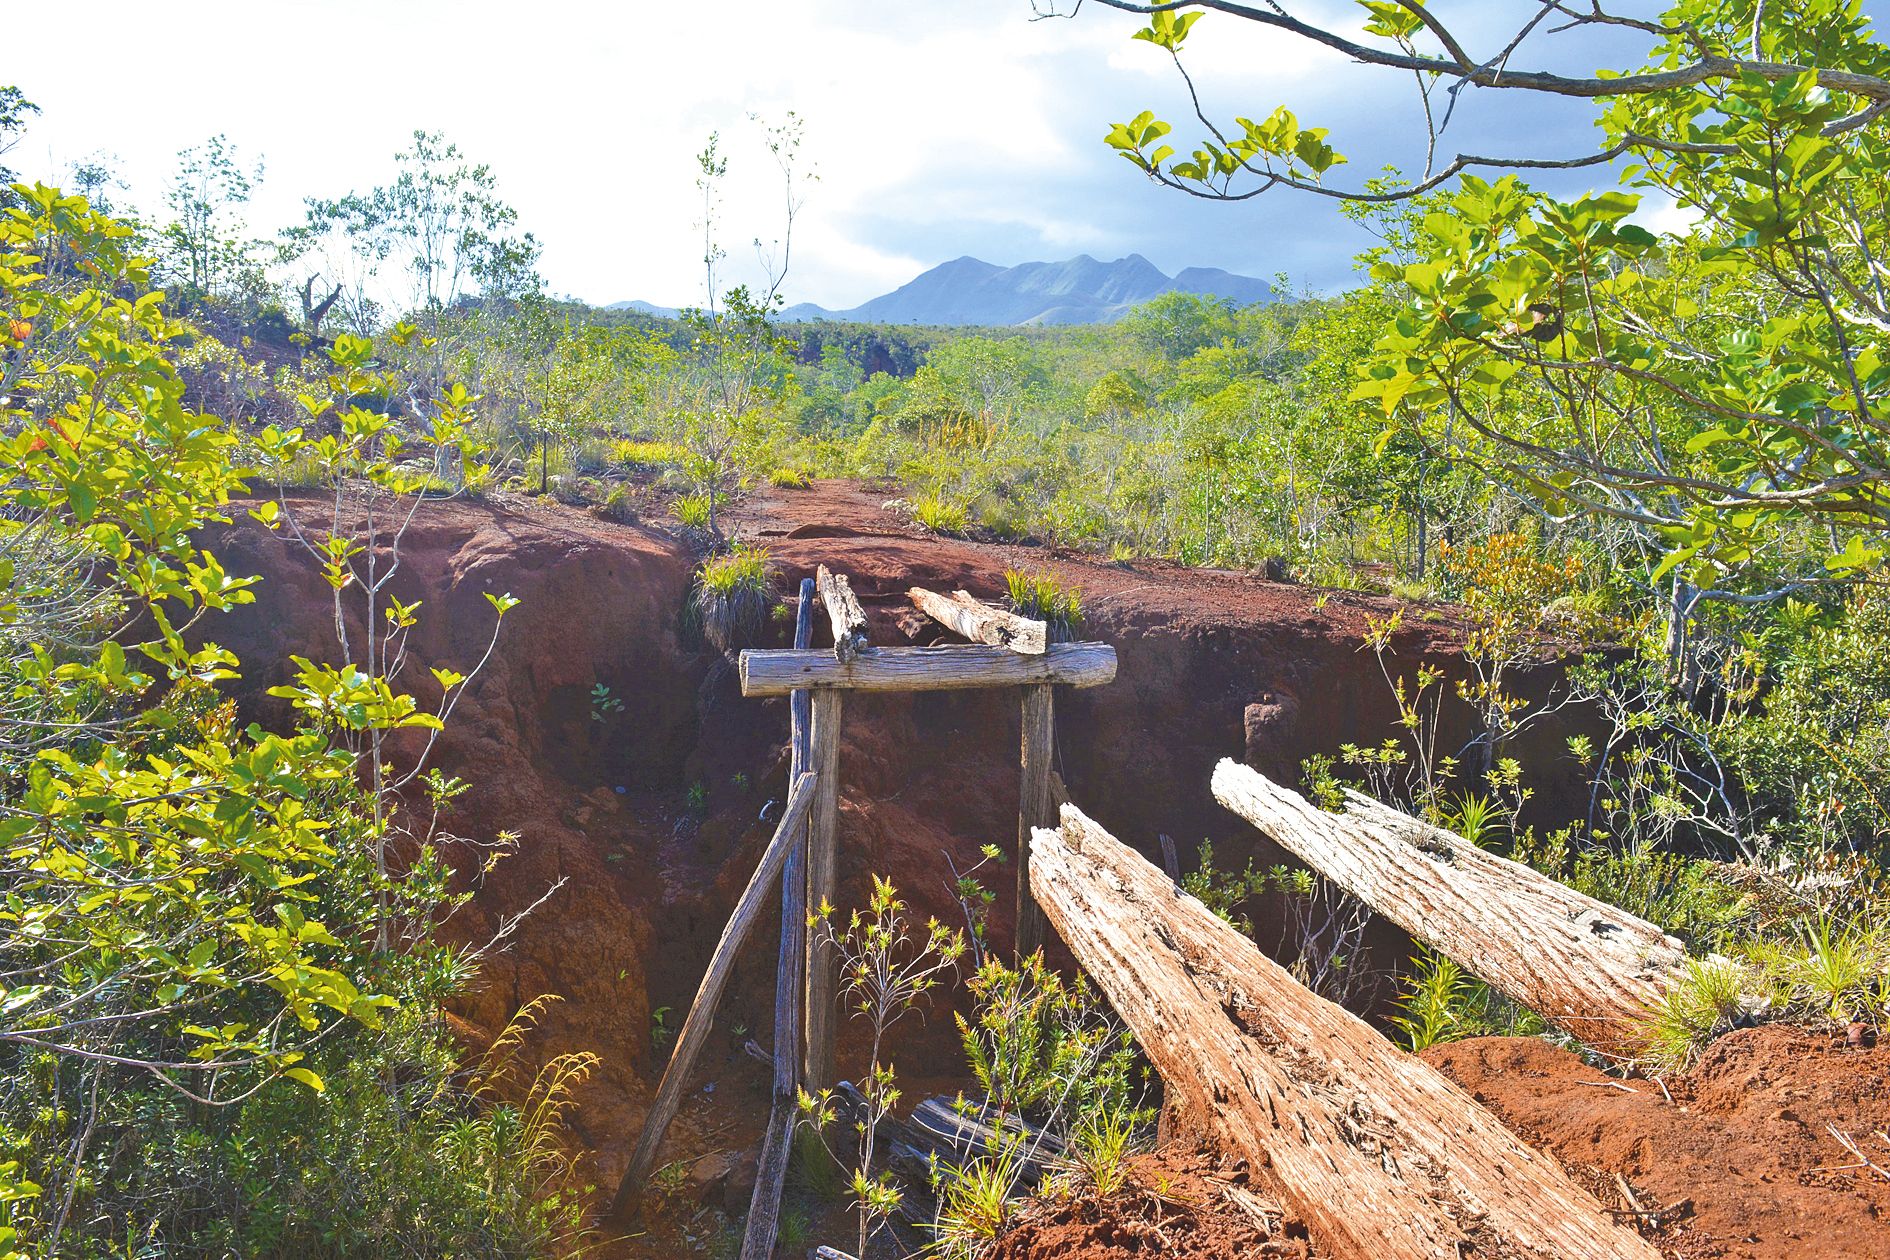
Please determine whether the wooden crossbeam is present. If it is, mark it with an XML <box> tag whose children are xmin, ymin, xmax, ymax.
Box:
<box><xmin>738</xmin><ymin>642</ymin><xmax>1115</xmax><ymax>697</ymax></box>
<box><xmin>817</xmin><ymin>565</ymin><xmax>868</xmax><ymax>662</ymax></box>
<box><xmin>908</xmin><ymin>586</ymin><xmax>1047</xmax><ymax>655</ymax></box>
<box><xmin>610</xmin><ymin>771</ymin><xmax>817</xmax><ymax>1219</ymax></box>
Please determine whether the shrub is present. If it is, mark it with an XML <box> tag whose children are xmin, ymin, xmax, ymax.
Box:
<box><xmin>768</xmin><ymin>466</ymin><xmax>812</xmax><ymax>489</ymax></box>
<box><xmin>1004</xmin><ymin>570</ymin><xmax>1082</xmax><ymax>642</ymax></box>
<box><xmin>694</xmin><ymin>546</ymin><xmax>774</xmax><ymax>651</ymax></box>
<box><xmin>913</xmin><ymin>494</ymin><xmax>968</xmax><ymax>534</ymax></box>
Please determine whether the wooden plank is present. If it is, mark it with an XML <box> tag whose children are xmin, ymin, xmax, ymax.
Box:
<box><xmin>738</xmin><ymin>642</ymin><xmax>1116</xmax><ymax>697</ymax></box>
<box><xmin>1030</xmin><ymin>805</ymin><xmax>1662</xmax><ymax>1260</ymax></box>
<box><xmin>816</xmin><ymin>564</ymin><xmax>869</xmax><ymax>662</ymax></box>
<box><xmin>1211</xmin><ymin>759</ymin><xmax>1687</xmax><ymax>1057</ymax></box>
<box><xmin>609</xmin><ymin>772</ymin><xmax>817</xmax><ymax>1219</ymax></box>
<box><xmin>1015</xmin><ymin>684</ymin><xmax>1054</xmax><ymax>959</ymax></box>
<box><xmin>801</xmin><ymin>688</ymin><xmax>843</xmax><ymax>1092</ymax></box>
<box><xmin>908</xmin><ymin>586</ymin><xmax>1047</xmax><ymax>655</ymax></box>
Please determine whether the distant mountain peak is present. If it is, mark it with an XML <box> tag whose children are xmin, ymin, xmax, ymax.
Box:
<box><xmin>766</xmin><ymin>254</ymin><xmax>1275</xmax><ymax>327</ymax></box>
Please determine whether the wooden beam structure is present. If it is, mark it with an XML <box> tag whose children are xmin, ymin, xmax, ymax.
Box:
<box><xmin>739</xmin><ymin>578</ymin><xmax>817</xmax><ymax>1260</ymax></box>
<box><xmin>1211</xmin><ymin>759</ymin><xmax>1687</xmax><ymax>1058</ymax></box>
<box><xmin>610</xmin><ymin>772</ymin><xmax>817</xmax><ymax>1218</ymax></box>
<box><xmin>738</xmin><ymin>642</ymin><xmax>1115</xmax><ymax>697</ymax></box>
<box><xmin>817</xmin><ymin>564</ymin><xmax>868</xmax><ymax>662</ymax></box>
<box><xmin>907</xmin><ymin>586</ymin><xmax>1047</xmax><ymax>655</ymax></box>
<box><xmin>1030</xmin><ymin>804</ymin><xmax>1662</xmax><ymax>1260</ymax></box>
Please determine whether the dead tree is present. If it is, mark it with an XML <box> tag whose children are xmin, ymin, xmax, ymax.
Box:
<box><xmin>1030</xmin><ymin>804</ymin><xmax>1661</xmax><ymax>1260</ymax></box>
<box><xmin>1212</xmin><ymin>759</ymin><xmax>1687</xmax><ymax>1057</ymax></box>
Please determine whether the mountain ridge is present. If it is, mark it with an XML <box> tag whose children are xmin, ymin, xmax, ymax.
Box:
<box><xmin>605</xmin><ymin>253</ymin><xmax>1275</xmax><ymax>327</ymax></box>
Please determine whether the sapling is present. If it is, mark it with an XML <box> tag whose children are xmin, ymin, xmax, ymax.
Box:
<box><xmin>799</xmin><ymin>877</ymin><xmax>964</xmax><ymax>1259</ymax></box>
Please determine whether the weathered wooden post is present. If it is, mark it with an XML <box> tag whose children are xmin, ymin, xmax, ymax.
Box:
<box><xmin>801</xmin><ymin>687</ymin><xmax>843</xmax><ymax>1091</ymax></box>
<box><xmin>739</xmin><ymin>578</ymin><xmax>817</xmax><ymax>1260</ymax></box>
<box><xmin>1015</xmin><ymin>683</ymin><xmax>1054</xmax><ymax>959</ymax></box>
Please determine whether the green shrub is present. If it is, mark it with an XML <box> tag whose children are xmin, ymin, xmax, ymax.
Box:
<box><xmin>1004</xmin><ymin>570</ymin><xmax>1082</xmax><ymax>642</ymax></box>
<box><xmin>694</xmin><ymin>545</ymin><xmax>774</xmax><ymax>651</ymax></box>
<box><xmin>767</xmin><ymin>466</ymin><xmax>812</xmax><ymax>489</ymax></box>
<box><xmin>912</xmin><ymin>494</ymin><xmax>968</xmax><ymax>534</ymax></box>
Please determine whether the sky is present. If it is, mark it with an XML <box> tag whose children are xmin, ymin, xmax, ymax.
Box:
<box><xmin>6</xmin><ymin>1</ymin><xmax>1747</xmax><ymax>311</ymax></box>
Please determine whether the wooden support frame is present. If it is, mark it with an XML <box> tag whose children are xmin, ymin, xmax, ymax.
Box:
<box><xmin>738</xmin><ymin>642</ymin><xmax>1115</xmax><ymax>696</ymax></box>
<box><xmin>817</xmin><ymin>564</ymin><xmax>868</xmax><ymax>662</ymax></box>
<box><xmin>908</xmin><ymin>586</ymin><xmax>1047</xmax><ymax>655</ymax></box>
<box><xmin>610</xmin><ymin>772</ymin><xmax>817</xmax><ymax>1218</ymax></box>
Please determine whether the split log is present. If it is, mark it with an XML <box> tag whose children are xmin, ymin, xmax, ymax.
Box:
<box><xmin>610</xmin><ymin>772</ymin><xmax>817</xmax><ymax>1218</ymax></box>
<box><xmin>740</xmin><ymin>1106</ymin><xmax>796</xmax><ymax>1260</ymax></box>
<box><xmin>817</xmin><ymin>564</ymin><xmax>869</xmax><ymax>662</ymax></box>
<box><xmin>738</xmin><ymin>642</ymin><xmax>1116</xmax><ymax>696</ymax></box>
<box><xmin>907</xmin><ymin>586</ymin><xmax>1047</xmax><ymax>655</ymax></box>
<box><xmin>1212</xmin><ymin>759</ymin><xmax>1687</xmax><ymax>1057</ymax></box>
<box><xmin>1030</xmin><ymin>804</ymin><xmax>1661</xmax><ymax>1260</ymax></box>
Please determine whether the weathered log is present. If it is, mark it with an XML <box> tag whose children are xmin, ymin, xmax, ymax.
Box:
<box><xmin>817</xmin><ymin>564</ymin><xmax>869</xmax><ymax>662</ymax></box>
<box><xmin>802</xmin><ymin>689</ymin><xmax>842</xmax><ymax>1091</ymax></box>
<box><xmin>1015</xmin><ymin>684</ymin><xmax>1054</xmax><ymax>959</ymax></box>
<box><xmin>828</xmin><ymin>1083</ymin><xmax>1062</xmax><ymax>1212</ymax></box>
<box><xmin>1030</xmin><ymin>805</ymin><xmax>1662</xmax><ymax>1260</ymax></box>
<box><xmin>738</xmin><ymin>643</ymin><xmax>1116</xmax><ymax>697</ymax></box>
<box><xmin>610</xmin><ymin>772</ymin><xmax>817</xmax><ymax>1218</ymax></box>
<box><xmin>907</xmin><ymin>586</ymin><xmax>1047</xmax><ymax>655</ymax></box>
<box><xmin>1212</xmin><ymin>759</ymin><xmax>1687</xmax><ymax>1057</ymax></box>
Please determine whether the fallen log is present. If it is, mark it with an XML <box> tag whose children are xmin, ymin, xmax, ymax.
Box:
<box><xmin>817</xmin><ymin>565</ymin><xmax>869</xmax><ymax>662</ymax></box>
<box><xmin>610</xmin><ymin>771</ymin><xmax>817</xmax><ymax>1218</ymax></box>
<box><xmin>738</xmin><ymin>642</ymin><xmax>1116</xmax><ymax>696</ymax></box>
<box><xmin>1030</xmin><ymin>804</ymin><xmax>1661</xmax><ymax>1260</ymax></box>
<box><xmin>1211</xmin><ymin>759</ymin><xmax>1687</xmax><ymax>1057</ymax></box>
<box><xmin>907</xmin><ymin>586</ymin><xmax>1047</xmax><ymax>655</ymax></box>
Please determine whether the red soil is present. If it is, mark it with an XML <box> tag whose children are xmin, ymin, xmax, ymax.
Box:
<box><xmin>1425</xmin><ymin>1026</ymin><xmax>1890</xmax><ymax>1260</ymax></box>
<box><xmin>985</xmin><ymin>1149</ymin><xmax>1316</xmax><ymax>1260</ymax></box>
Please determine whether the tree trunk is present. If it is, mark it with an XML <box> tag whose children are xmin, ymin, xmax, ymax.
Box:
<box><xmin>1211</xmin><ymin>759</ymin><xmax>1686</xmax><ymax>1058</ymax></box>
<box><xmin>1030</xmin><ymin>804</ymin><xmax>1661</xmax><ymax>1260</ymax></box>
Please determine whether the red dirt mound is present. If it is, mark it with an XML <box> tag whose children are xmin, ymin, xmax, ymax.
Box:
<box><xmin>1424</xmin><ymin>1025</ymin><xmax>1890</xmax><ymax>1260</ymax></box>
<box><xmin>985</xmin><ymin>1149</ymin><xmax>1316</xmax><ymax>1260</ymax></box>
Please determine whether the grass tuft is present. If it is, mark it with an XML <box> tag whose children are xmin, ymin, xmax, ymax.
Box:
<box><xmin>767</xmin><ymin>466</ymin><xmax>812</xmax><ymax>489</ymax></box>
<box><xmin>694</xmin><ymin>545</ymin><xmax>773</xmax><ymax>651</ymax></box>
<box><xmin>912</xmin><ymin>494</ymin><xmax>968</xmax><ymax>534</ymax></box>
<box><xmin>1004</xmin><ymin>570</ymin><xmax>1082</xmax><ymax>643</ymax></box>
